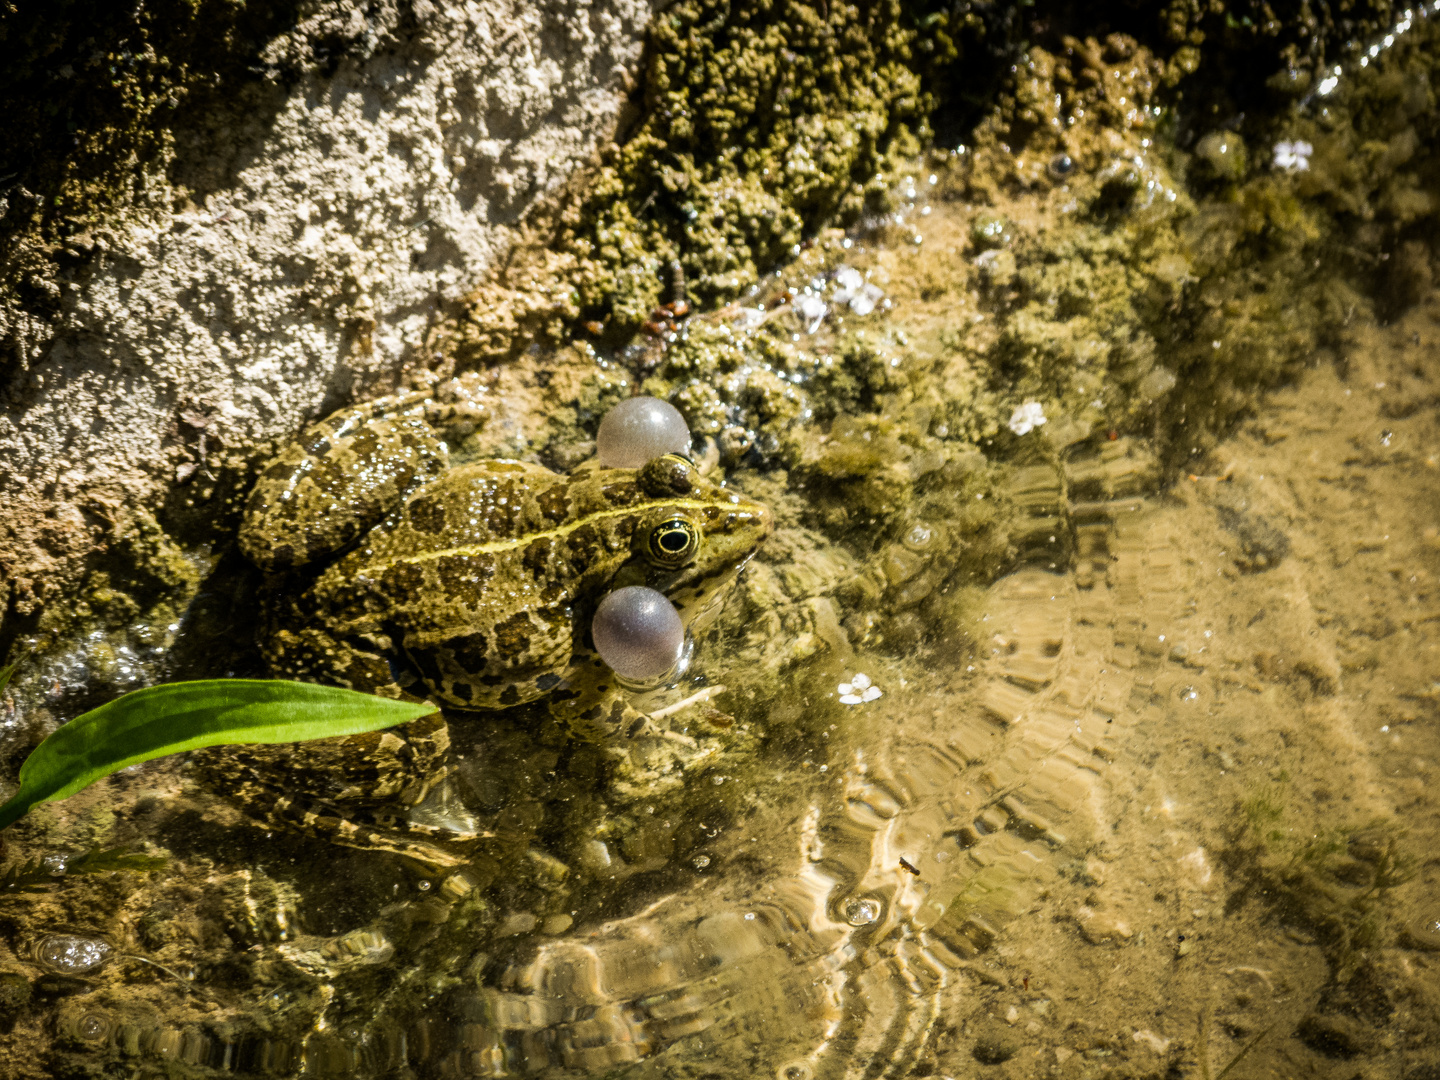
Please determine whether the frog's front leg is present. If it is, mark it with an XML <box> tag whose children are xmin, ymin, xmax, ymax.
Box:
<box><xmin>240</xmin><ymin>391</ymin><xmax>447</xmax><ymax>572</ymax></box>
<box><xmin>546</xmin><ymin>650</ymin><xmax>657</xmax><ymax>742</ymax></box>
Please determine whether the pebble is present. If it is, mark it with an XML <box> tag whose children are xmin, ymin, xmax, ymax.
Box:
<box><xmin>1075</xmin><ymin>905</ymin><xmax>1133</xmax><ymax>945</ymax></box>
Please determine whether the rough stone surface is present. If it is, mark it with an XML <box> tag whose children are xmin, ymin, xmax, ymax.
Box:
<box><xmin>0</xmin><ymin>0</ymin><xmax>657</xmax><ymax>627</ymax></box>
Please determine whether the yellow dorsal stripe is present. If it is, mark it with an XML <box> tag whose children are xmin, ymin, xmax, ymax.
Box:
<box><xmin>369</xmin><ymin>498</ymin><xmax>750</xmax><ymax>571</ymax></box>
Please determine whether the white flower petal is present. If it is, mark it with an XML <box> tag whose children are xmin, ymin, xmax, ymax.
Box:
<box><xmin>837</xmin><ymin>683</ymin><xmax>854</xmax><ymax>696</ymax></box>
<box><xmin>849</xmin><ymin>292</ymin><xmax>877</xmax><ymax>316</ymax></box>
<box><xmin>796</xmin><ymin>294</ymin><xmax>828</xmax><ymax>333</ymax></box>
<box><xmin>840</xmin><ymin>694</ymin><xmax>863</xmax><ymax>705</ymax></box>
<box><xmin>851</xmin><ymin>673</ymin><xmax>871</xmax><ymax>690</ymax></box>
<box><xmin>1008</xmin><ymin>401</ymin><xmax>1048</xmax><ymax>436</ymax></box>
<box><xmin>862</xmin><ymin>686</ymin><xmax>882</xmax><ymax>702</ymax></box>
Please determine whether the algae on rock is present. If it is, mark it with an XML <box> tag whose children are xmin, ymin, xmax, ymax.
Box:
<box><xmin>448</xmin><ymin>0</ymin><xmax>968</xmax><ymax>364</ymax></box>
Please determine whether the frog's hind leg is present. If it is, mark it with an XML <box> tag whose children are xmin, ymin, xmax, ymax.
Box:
<box><xmin>213</xmin><ymin>714</ymin><xmax>484</xmax><ymax>874</ymax></box>
<box><xmin>239</xmin><ymin>391</ymin><xmax>446</xmax><ymax>573</ymax></box>
<box><xmin>264</xmin><ymin>793</ymin><xmax>488</xmax><ymax>872</ymax></box>
<box><xmin>260</xmin><ymin>594</ymin><xmax>424</xmax><ymax>702</ymax></box>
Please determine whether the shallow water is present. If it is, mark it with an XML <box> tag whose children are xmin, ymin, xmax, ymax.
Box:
<box><xmin>4</xmin><ymin>20</ymin><xmax>1440</xmax><ymax>1080</ymax></box>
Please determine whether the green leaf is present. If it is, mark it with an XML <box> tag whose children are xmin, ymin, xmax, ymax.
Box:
<box><xmin>0</xmin><ymin>658</ymin><xmax>19</xmax><ymax>695</ymax></box>
<box><xmin>0</xmin><ymin>680</ymin><xmax>437</xmax><ymax>830</ymax></box>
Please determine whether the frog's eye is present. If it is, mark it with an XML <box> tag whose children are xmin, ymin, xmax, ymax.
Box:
<box><xmin>645</xmin><ymin>517</ymin><xmax>701</xmax><ymax>568</ymax></box>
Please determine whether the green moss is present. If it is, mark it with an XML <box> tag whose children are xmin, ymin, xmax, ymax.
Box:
<box><xmin>450</xmin><ymin>0</ymin><xmax>987</xmax><ymax>365</ymax></box>
<box><xmin>1228</xmin><ymin>779</ymin><xmax>1417</xmax><ymax>970</ymax></box>
<box><xmin>34</xmin><ymin>511</ymin><xmax>201</xmax><ymax>642</ymax></box>
<box><xmin>566</xmin><ymin>0</ymin><xmax>932</xmax><ymax>325</ymax></box>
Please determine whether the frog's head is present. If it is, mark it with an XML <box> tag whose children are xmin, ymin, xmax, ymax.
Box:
<box><xmin>620</xmin><ymin>454</ymin><xmax>772</xmax><ymax>629</ymax></box>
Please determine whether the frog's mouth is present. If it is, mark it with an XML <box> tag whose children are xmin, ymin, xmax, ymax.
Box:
<box><xmin>661</xmin><ymin>552</ymin><xmax>756</xmax><ymax>630</ymax></box>
<box><xmin>609</xmin><ymin>497</ymin><xmax>771</xmax><ymax>633</ymax></box>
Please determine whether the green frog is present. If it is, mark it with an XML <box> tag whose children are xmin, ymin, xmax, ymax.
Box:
<box><xmin>210</xmin><ymin>390</ymin><xmax>772</xmax><ymax>867</ymax></box>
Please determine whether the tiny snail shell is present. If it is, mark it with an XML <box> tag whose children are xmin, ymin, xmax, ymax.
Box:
<box><xmin>597</xmin><ymin>397</ymin><xmax>691</xmax><ymax>468</ymax></box>
<box><xmin>592</xmin><ymin>586</ymin><xmax>685</xmax><ymax>680</ymax></box>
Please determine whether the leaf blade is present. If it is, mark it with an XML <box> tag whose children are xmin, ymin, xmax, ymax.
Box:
<box><xmin>0</xmin><ymin>658</ymin><xmax>19</xmax><ymax>696</ymax></box>
<box><xmin>0</xmin><ymin>680</ymin><xmax>437</xmax><ymax>830</ymax></box>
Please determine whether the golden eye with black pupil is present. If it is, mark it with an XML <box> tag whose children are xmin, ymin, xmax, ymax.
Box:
<box><xmin>646</xmin><ymin>518</ymin><xmax>700</xmax><ymax>567</ymax></box>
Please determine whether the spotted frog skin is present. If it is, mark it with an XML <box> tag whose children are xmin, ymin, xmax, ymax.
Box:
<box><xmin>218</xmin><ymin>392</ymin><xmax>771</xmax><ymax>864</ymax></box>
<box><xmin>241</xmin><ymin>393</ymin><xmax>770</xmax><ymax>717</ymax></box>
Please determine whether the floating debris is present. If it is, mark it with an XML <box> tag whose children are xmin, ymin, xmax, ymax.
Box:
<box><xmin>1272</xmin><ymin>140</ymin><xmax>1313</xmax><ymax>172</ymax></box>
<box><xmin>1007</xmin><ymin>401</ymin><xmax>1048</xmax><ymax>436</ymax></box>
<box><xmin>832</xmin><ymin>266</ymin><xmax>884</xmax><ymax>316</ymax></box>
<box><xmin>838</xmin><ymin>673</ymin><xmax>882</xmax><ymax>704</ymax></box>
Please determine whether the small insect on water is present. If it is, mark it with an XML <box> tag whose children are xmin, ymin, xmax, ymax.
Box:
<box><xmin>898</xmin><ymin>856</ymin><xmax>920</xmax><ymax>877</ymax></box>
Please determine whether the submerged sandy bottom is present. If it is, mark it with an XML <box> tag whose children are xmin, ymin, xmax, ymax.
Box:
<box><xmin>919</xmin><ymin>305</ymin><xmax>1440</xmax><ymax>1078</ymax></box>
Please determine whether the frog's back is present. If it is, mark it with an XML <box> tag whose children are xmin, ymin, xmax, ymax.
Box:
<box><xmin>313</xmin><ymin>460</ymin><xmax>648</xmax><ymax>709</ymax></box>
<box><xmin>354</xmin><ymin>459</ymin><xmax>648</xmax><ymax>573</ymax></box>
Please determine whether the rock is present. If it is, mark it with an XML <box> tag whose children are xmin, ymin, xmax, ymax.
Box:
<box><xmin>1213</xmin><ymin>486</ymin><xmax>1290</xmax><ymax>571</ymax></box>
<box><xmin>971</xmin><ymin>1021</ymin><xmax>1020</xmax><ymax>1065</ymax></box>
<box><xmin>0</xmin><ymin>972</ymin><xmax>31</xmax><ymax>1013</ymax></box>
<box><xmin>1075</xmin><ymin>905</ymin><xmax>1133</xmax><ymax>945</ymax></box>
<box><xmin>0</xmin><ymin>1</ymin><xmax>658</xmax><ymax>629</ymax></box>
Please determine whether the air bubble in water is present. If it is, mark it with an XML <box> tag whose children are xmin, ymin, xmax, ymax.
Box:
<box><xmin>36</xmin><ymin>934</ymin><xmax>111</xmax><ymax>974</ymax></box>
<box><xmin>842</xmin><ymin>897</ymin><xmax>882</xmax><ymax>927</ymax></box>
<box><xmin>77</xmin><ymin>1013</ymin><xmax>110</xmax><ymax>1041</ymax></box>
